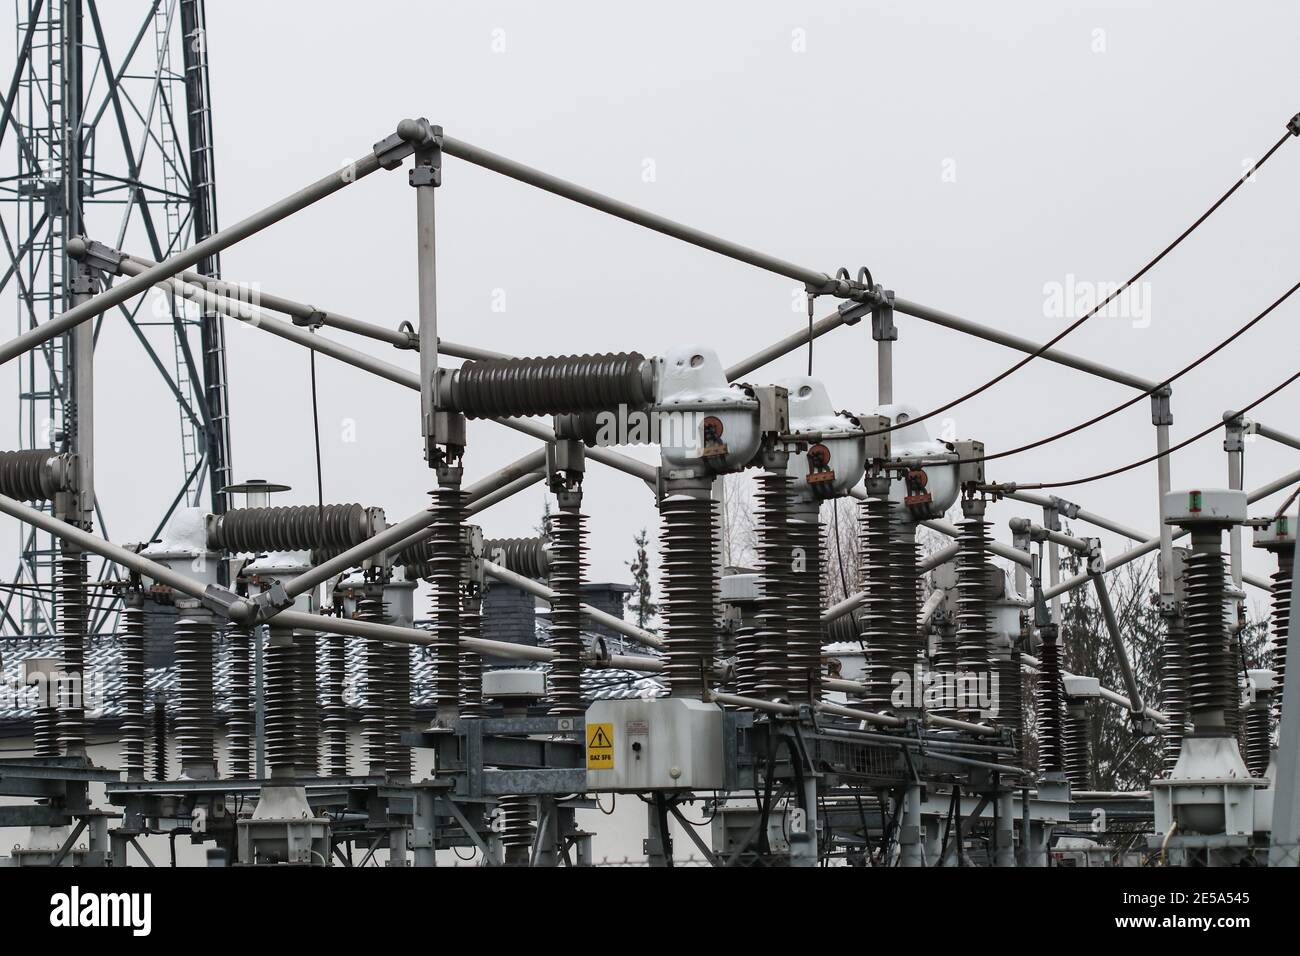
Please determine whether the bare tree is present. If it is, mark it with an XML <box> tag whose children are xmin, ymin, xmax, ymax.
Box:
<box><xmin>717</xmin><ymin>473</ymin><xmax>758</xmax><ymax>569</ymax></box>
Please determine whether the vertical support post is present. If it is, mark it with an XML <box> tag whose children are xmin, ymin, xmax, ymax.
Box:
<box><xmin>994</xmin><ymin>788</ymin><xmax>1015</xmax><ymax>867</ymax></box>
<box><xmin>1225</xmin><ymin>414</ymin><xmax>1246</xmax><ymax>593</ymax></box>
<box><xmin>533</xmin><ymin>797</ymin><xmax>560</xmax><ymax>867</ymax></box>
<box><xmin>411</xmin><ymin>789</ymin><xmax>437</xmax><ymax>868</ymax></box>
<box><xmin>1018</xmin><ymin>786</ymin><xmax>1032</xmax><ymax>866</ymax></box>
<box><xmin>1270</xmin><ymin>534</ymin><xmax>1300</xmax><ymax>865</ymax></box>
<box><xmin>56</xmin><ymin>0</ymin><xmax>91</xmax><ymax>756</ymax></box>
<box><xmin>388</xmin><ymin>825</ymin><xmax>409</xmax><ymax>867</ymax></box>
<box><xmin>179</xmin><ymin>0</ymin><xmax>235</xmax><ymax>520</ymax></box>
<box><xmin>411</xmin><ymin>124</ymin><xmax>443</xmax><ymax>461</ymax></box>
<box><xmin>645</xmin><ymin>797</ymin><xmax>670</xmax><ymax>867</ymax></box>
<box><xmin>1043</xmin><ymin>506</ymin><xmax>1063</xmax><ymax>626</ymax></box>
<box><xmin>1011</xmin><ymin>522</ymin><xmax>1030</xmax><ymax>600</ymax></box>
<box><xmin>872</xmin><ymin>286</ymin><xmax>896</xmax><ymax>407</ymax></box>
<box><xmin>899</xmin><ymin>783</ymin><xmax>924</xmax><ymax>867</ymax></box>
<box><xmin>1152</xmin><ymin>392</ymin><xmax>1176</xmax><ymax>607</ymax></box>
<box><xmin>789</xmin><ymin>775</ymin><xmax>819</xmax><ymax>867</ymax></box>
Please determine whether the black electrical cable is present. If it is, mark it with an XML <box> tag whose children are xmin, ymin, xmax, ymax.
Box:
<box><xmin>1009</xmin><ymin>363</ymin><xmax>1300</xmax><ymax>491</ymax></box>
<box><xmin>965</xmin><ymin>277</ymin><xmax>1300</xmax><ymax>466</ymax></box>
<box><xmin>864</xmin><ymin>120</ymin><xmax>1297</xmax><ymax>441</ymax></box>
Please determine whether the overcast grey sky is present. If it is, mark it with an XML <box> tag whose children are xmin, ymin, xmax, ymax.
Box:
<box><xmin>3</xmin><ymin>0</ymin><xmax>1298</xmax><ymax>619</ymax></box>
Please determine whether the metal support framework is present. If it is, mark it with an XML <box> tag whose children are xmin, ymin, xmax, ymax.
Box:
<box><xmin>4</xmin><ymin>98</ymin><xmax>1298</xmax><ymax>873</ymax></box>
<box><xmin>0</xmin><ymin>0</ymin><xmax>236</xmax><ymax>634</ymax></box>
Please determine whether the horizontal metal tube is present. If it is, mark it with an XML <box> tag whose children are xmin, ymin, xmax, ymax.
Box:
<box><xmin>123</xmin><ymin>254</ymin><xmax>503</xmax><ymax>361</ymax></box>
<box><xmin>1004</xmin><ymin>490</ymin><xmax>1150</xmax><ymax>542</ymax></box>
<box><xmin>725</xmin><ymin>302</ymin><xmax>869</xmax><ymax>381</ymax></box>
<box><xmin>820</xmin><ymin>591</ymin><xmax>865</xmax><ymax>624</ymax></box>
<box><xmin>710</xmin><ymin>690</ymin><xmax>797</xmax><ymax>715</ymax></box>
<box><xmin>1253</xmin><ymin>420</ymin><xmax>1300</xmax><ymax>453</ymax></box>
<box><xmin>441</xmin><ymin>134</ymin><xmax>847</xmax><ymax>295</ymax></box>
<box><xmin>465</xmin><ymin>470</ymin><xmax>546</xmax><ymax>516</ymax></box>
<box><xmin>138</xmin><ymin>268</ymin><xmax>660</xmax><ymax>490</ymax></box>
<box><xmin>1</xmin><ymin>152</ymin><xmax>382</xmax><ymax>367</ymax></box>
<box><xmin>816</xmin><ymin>699</ymin><xmax>906</xmax><ymax>728</ymax></box>
<box><xmin>0</xmin><ymin>492</ymin><xmax>250</xmax><ymax>621</ymax></box>
<box><xmin>123</xmin><ymin>253</ymin><xmax>413</xmax><ymax>348</ymax></box>
<box><xmin>125</xmin><ymin>265</ymin><xmax>423</xmax><ymax>390</ymax></box>
<box><xmin>923</xmin><ymin>712</ymin><xmax>1001</xmax><ymax>737</ymax></box>
<box><xmin>920</xmin><ymin>517</ymin><xmax>1032</xmax><ymax>567</ymax></box>
<box><xmin>285</xmin><ymin>608</ymin><xmax>662</xmax><ymax>673</ymax></box>
<box><xmin>919</xmin><ymin>541</ymin><xmax>960</xmax><ymax>573</ymax></box>
<box><xmin>482</xmin><ymin>558</ymin><xmax>665</xmax><ymax>651</ymax></box>
<box><xmin>438</xmin><ymin>340</ymin><xmax>512</xmax><ymax>362</ymax></box>
<box><xmin>823</xmin><ymin>673</ymin><xmax>997</xmax><ymax>735</ymax></box>
<box><xmin>892</xmin><ymin>295</ymin><xmax>1159</xmax><ymax>393</ymax></box>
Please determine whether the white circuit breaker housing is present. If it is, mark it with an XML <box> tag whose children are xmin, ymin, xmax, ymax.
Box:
<box><xmin>584</xmin><ymin>698</ymin><xmax>724</xmax><ymax>793</ymax></box>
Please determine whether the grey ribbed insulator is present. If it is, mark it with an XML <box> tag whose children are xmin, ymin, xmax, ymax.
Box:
<box><xmin>498</xmin><ymin>794</ymin><xmax>535</xmax><ymax>865</ymax></box>
<box><xmin>1273</xmin><ymin>549</ymin><xmax>1292</xmax><ymax>722</ymax></box>
<box><xmin>752</xmin><ymin>470</ymin><xmax>792</xmax><ymax>701</ymax></box>
<box><xmin>787</xmin><ymin>515</ymin><xmax>823</xmax><ymax>705</ymax></box>
<box><xmin>1161</xmin><ymin>618</ymin><xmax>1188</xmax><ymax>773</ymax></box>
<box><xmin>1243</xmin><ymin>695</ymin><xmax>1272</xmax><ymax>778</ymax></box>
<box><xmin>429</xmin><ymin>480</ymin><xmax>464</xmax><ymax>714</ymax></box>
<box><xmin>661</xmin><ymin>494</ymin><xmax>718</xmax><ymax>700</ymax></box>
<box><xmin>822</xmin><ymin>608</ymin><xmax>861</xmax><ymax>647</ymax></box>
<box><xmin>226</xmin><ymin>627</ymin><xmax>253</xmax><ymax>779</ymax></box>
<box><xmin>732</xmin><ymin>624</ymin><xmax>760</xmax><ymax>698</ymax></box>
<box><xmin>547</xmin><ymin>506</ymin><xmax>586</xmax><ymax>716</ymax></box>
<box><xmin>954</xmin><ymin>511</ymin><xmax>992</xmax><ymax>721</ymax></box>
<box><xmin>33</xmin><ymin>701</ymin><xmax>58</xmax><ymax>757</ymax></box>
<box><xmin>0</xmin><ymin>448</ymin><xmax>69</xmax><ymax>501</ymax></box>
<box><xmin>56</xmin><ymin>548</ymin><xmax>88</xmax><ymax>754</ymax></box>
<box><xmin>322</xmin><ymin>633</ymin><xmax>349</xmax><ymax>777</ymax></box>
<box><xmin>152</xmin><ymin>696</ymin><xmax>168</xmax><ymax>781</ymax></box>
<box><xmin>208</xmin><ymin>503</ymin><xmax>377</xmax><ymax>554</ymax></box>
<box><xmin>295</xmin><ymin>631</ymin><xmax>320</xmax><ymax>776</ymax></box>
<box><xmin>1036</xmin><ymin>631</ymin><xmax>1064</xmax><ymax>775</ymax></box>
<box><xmin>264</xmin><ymin>626</ymin><xmax>298</xmax><ymax>777</ymax></box>
<box><xmin>445</xmin><ymin>352</ymin><xmax>654</xmax><ymax>420</ymax></box>
<box><xmin>993</xmin><ymin>654</ymin><xmax>1024</xmax><ymax>762</ymax></box>
<box><xmin>119</xmin><ymin>595</ymin><xmax>147</xmax><ymax>779</ymax></box>
<box><xmin>857</xmin><ymin>488</ymin><xmax>923</xmax><ymax>713</ymax></box>
<box><xmin>857</xmin><ymin>494</ymin><xmax>898</xmax><ymax>709</ymax></box>
<box><xmin>484</xmin><ymin>536</ymin><xmax>550</xmax><ymax>579</ymax></box>
<box><xmin>1063</xmin><ymin>700</ymin><xmax>1090</xmax><ymax>789</ymax></box>
<box><xmin>459</xmin><ymin>587</ymin><xmax>485</xmax><ymax>717</ymax></box>
<box><xmin>1183</xmin><ymin>537</ymin><xmax>1233</xmax><ymax>731</ymax></box>
<box><xmin>386</xmin><ymin>641</ymin><xmax>413</xmax><ymax>778</ymax></box>
<box><xmin>174</xmin><ymin>612</ymin><xmax>216</xmax><ymax>776</ymax></box>
<box><xmin>359</xmin><ymin>591</ymin><xmax>391</xmax><ymax>775</ymax></box>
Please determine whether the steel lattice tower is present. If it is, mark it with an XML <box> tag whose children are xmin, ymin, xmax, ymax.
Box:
<box><xmin>0</xmin><ymin>0</ymin><xmax>232</xmax><ymax>636</ymax></box>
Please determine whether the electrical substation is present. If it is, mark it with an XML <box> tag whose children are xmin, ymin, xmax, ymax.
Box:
<box><xmin>1</xmin><ymin>2</ymin><xmax>1299</xmax><ymax>881</ymax></box>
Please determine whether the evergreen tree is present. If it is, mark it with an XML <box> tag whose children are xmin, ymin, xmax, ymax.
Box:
<box><xmin>626</xmin><ymin>528</ymin><xmax>658</xmax><ymax>630</ymax></box>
